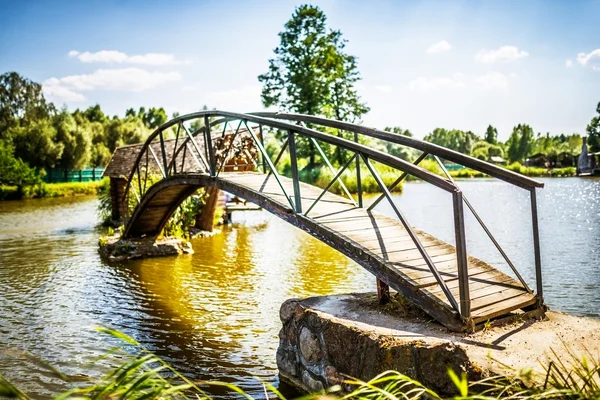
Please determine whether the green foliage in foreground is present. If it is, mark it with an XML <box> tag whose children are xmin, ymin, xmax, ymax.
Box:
<box><xmin>1</xmin><ymin>328</ymin><xmax>599</xmax><ymax>400</ymax></box>
<box><xmin>0</xmin><ymin>179</ymin><xmax>108</xmax><ymax>200</ymax></box>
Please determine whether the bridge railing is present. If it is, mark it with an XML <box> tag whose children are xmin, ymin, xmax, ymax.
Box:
<box><xmin>121</xmin><ymin>110</ymin><xmax>544</xmax><ymax>322</ymax></box>
<box><xmin>253</xmin><ymin>112</ymin><xmax>545</xmax><ymax>308</ymax></box>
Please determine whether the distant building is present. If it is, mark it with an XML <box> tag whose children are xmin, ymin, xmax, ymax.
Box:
<box><xmin>577</xmin><ymin>137</ymin><xmax>597</xmax><ymax>176</ymax></box>
<box><xmin>525</xmin><ymin>153</ymin><xmax>549</xmax><ymax>168</ymax></box>
<box><xmin>488</xmin><ymin>156</ymin><xmax>506</xmax><ymax>165</ymax></box>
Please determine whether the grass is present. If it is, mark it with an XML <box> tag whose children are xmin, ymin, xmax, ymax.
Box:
<box><xmin>0</xmin><ymin>179</ymin><xmax>109</xmax><ymax>201</ymax></box>
<box><xmin>1</xmin><ymin>328</ymin><xmax>599</xmax><ymax>400</ymax></box>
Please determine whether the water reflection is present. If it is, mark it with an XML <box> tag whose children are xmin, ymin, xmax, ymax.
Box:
<box><xmin>0</xmin><ymin>177</ymin><xmax>598</xmax><ymax>398</ymax></box>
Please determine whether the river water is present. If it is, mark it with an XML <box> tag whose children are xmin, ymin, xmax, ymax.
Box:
<box><xmin>0</xmin><ymin>178</ymin><xmax>599</xmax><ymax>398</ymax></box>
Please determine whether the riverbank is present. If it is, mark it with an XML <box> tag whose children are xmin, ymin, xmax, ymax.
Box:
<box><xmin>1</xmin><ymin>178</ymin><xmax>598</xmax><ymax>398</ymax></box>
<box><xmin>0</xmin><ymin>179</ymin><xmax>108</xmax><ymax>200</ymax></box>
<box><xmin>278</xmin><ymin>293</ymin><xmax>600</xmax><ymax>395</ymax></box>
<box><xmin>294</xmin><ymin>161</ymin><xmax>575</xmax><ymax>195</ymax></box>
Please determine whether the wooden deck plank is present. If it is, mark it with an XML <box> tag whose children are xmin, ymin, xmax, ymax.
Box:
<box><xmin>126</xmin><ymin>170</ymin><xmax>540</xmax><ymax>332</ymax></box>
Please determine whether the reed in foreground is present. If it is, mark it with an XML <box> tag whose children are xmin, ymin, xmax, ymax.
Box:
<box><xmin>0</xmin><ymin>327</ymin><xmax>598</xmax><ymax>399</ymax></box>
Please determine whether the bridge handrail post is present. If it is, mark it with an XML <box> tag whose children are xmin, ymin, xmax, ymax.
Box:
<box><xmin>530</xmin><ymin>188</ymin><xmax>543</xmax><ymax>303</ymax></box>
<box><xmin>205</xmin><ymin>115</ymin><xmax>216</xmax><ymax>177</ymax></box>
<box><xmin>434</xmin><ymin>156</ymin><xmax>532</xmax><ymax>293</ymax></box>
<box><xmin>242</xmin><ymin>120</ymin><xmax>296</xmax><ymax>210</ymax></box>
<box><xmin>361</xmin><ymin>153</ymin><xmax>460</xmax><ymax>313</ymax></box>
<box><xmin>259</xmin><ymin>125</ymin><xmax>266</xmax><ymax>174</ymax></box>
<box><xmin>288</xmin><ymin>130</ymin><xmax>302</xmax><ymax>213</ymax></box>
<box><xmin>354</xmin><ymin>131</ymin><xmax>363</xmax><ymax>207</ymax></box>
<box><xmin>452</xmin><ymin>190</ymin><xmax>471</xmax><ymax>319</ymax></box>
<box><xmin>158</xmin><ymin>130</ymin><xmax>169</xmax><ymax>177</ymax></box>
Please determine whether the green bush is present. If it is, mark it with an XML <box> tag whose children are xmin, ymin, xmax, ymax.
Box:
<box><xmin>0</xmin><ymin>179</ymin><xmax>108</xmax><ymax>201</ymax></box>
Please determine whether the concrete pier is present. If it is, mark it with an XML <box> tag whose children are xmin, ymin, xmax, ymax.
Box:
<box><xmin>277</xmin><ymin>293</ymin><xmax>600</xmax><ymax>395</ymax></box>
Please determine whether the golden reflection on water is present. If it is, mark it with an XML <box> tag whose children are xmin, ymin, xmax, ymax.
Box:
<box><xmin>3</xmin><ymin>178</ymin><xmax>598</xmax><ymax>399</ymax></box>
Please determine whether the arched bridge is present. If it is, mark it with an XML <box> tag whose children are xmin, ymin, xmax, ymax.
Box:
<box><xmin>111</xmin><ymin>111</ymin><xmax>546</xmax><ymax>332</ymax></box>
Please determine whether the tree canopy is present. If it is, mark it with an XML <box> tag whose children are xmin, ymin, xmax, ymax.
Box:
<box><xmin>258</xmin><ymin>4</ymin><xmax>369</xmax><ymax>167</ymax></box>
<box><xmin>587</xmin><ymin>102</ymin><xmax>600</xmax><ymax>152</ymax></box>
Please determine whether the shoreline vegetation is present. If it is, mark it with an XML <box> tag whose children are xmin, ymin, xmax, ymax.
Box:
<box><xmin>0</xmin><ymin>179</ymin><xmax>108</xmax><ymax>201</ymax></box>
<box><xmin>0</xmin><ymin>161</ymin><xmax>576</xmax><ymax>202</ymax></box>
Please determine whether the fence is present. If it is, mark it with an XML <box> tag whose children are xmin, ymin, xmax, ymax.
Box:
<box><xmin>43</xmin><ymin>167</ymin><xmax>105</xmax><ymax>183</ymax></box>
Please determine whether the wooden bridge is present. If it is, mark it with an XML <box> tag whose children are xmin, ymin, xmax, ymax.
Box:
<box><xmin>105</xmin><ymin>111</ymin><xmax>546</xmax><ymax>332</ymax></box>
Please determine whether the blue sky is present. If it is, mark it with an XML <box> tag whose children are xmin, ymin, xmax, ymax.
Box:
<box><xmin>1</xmin><ymin>0</ymin><xmax>599</xmax><ymax>140</ymax></box>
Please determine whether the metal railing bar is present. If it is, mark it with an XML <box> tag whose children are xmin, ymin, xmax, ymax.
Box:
<box><xmin>171</xmin><ymin>123</ymin><xmax>181</xmax><ymax>175</ymax></box>
<box><xmin>530</xmin><ymin>188</ymin><xmax>543</xmax><ymax>300</ymax></box>
<box><xmin>128</xmin><ymin>181</ymin><xmax>141</xmax><ymax>204</ymax></box>
<box><xmin>136</xmin><ymin>163</ymin><xmax>142</xmax><ymax>198</ymax></box>
<box><xmin>354</xmin><ymin>131</ymin><xmax>362</xmax><ymax>207</ymax></box>
<box><xmin>216</xmin><ymin>120</ymin><xmax>243</xmax><ymax>177</ymax></box>
<box><xmin>452</xmin><ymin>191</ymin><xmax>471</xmax><ymax>318</ymax></box>
<box><xmin>261</xmin><ymin>137</ymin><xmax>289</xmax><ymax>190</ymax></box>
<box><xmin>309</xmin><ymin>137</ymin><xmax>357</xmax><ymax>207</ymax></box>
<box><xmin>242</xmin><ymin>120</ymin><xmax>296</xmax><ymax>211</ymax></box>
<box><xmin>181</xmin><ymin>124</ymin><xmax>209</xmax><ymax>171</ymax></box>
<box><xmin>360</xmin><ymin>153</ymin><xmax>460</xmax><ymax>313</ymax></box>
<box><xmin>305</xmin><ymin>153</ymin><xmax>357</xmax><ymax>217</ymax></box>
<box><xmin>158</xmin><ymin>130</ymin><xmax>169</xmax><ymax>177</ymax></box>
<box><xmin>181</xmin><ymin>138</ymin><xmax>187</xmax><ymax>172</ymax></box>
<box><xmin>434</xmin><ymin>156</ymin><xmax>532</xmax><ymax>293</ymax></box>
<box><xmin>143</xmin><ymin>149</ymin><xmax>149</xmax><ymax>193</ymax></box>
<box><xmin>368</xmin><ymin>152</ymin><xmax>429</xmax><ymax>211</ymax></box>
<box><xmin>204</xmin><ymin>115</ymin><xmax>216</xmax><ymax>176</ymax></box>
<box><xmin>288</xmin><ymin>130</ymin><xmax>302</xmax><ymax>213</ymax></box>
<box><xmin>148</xmin><ymin>145</ymin><xmax>166</xmax><ymax>178</ymax></box>
<box><xmin>253</xmin><ymin>112</ymin><xmax>544</xmax><ymax>190</ymax></box>
<box><xmin>186</xmin><ymin>142</ymin><xmax>203</xmax><ymax>170</ymax></box>
<box><xmin>259</xmin><ymin>124</ymin><xmax>266</xmax><ymax>173</ymax></box>
<box><xmin>126</xmin><ymin>110</ymin><xmax>457</xmax><ymax>194</ymax></box>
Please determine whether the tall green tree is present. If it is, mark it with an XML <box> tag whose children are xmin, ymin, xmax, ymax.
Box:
<box><xmin>11</xmin><ymin>119</ymin><xmax>63</xmax><ymax>170</ymax></box>
<box><xmin>53</xmin><ymin>109</ymin><xmax>92</xmax><ymax>170</ymax></box>
<box><xmin>0</xmin><ymin>140</ymin><xmax>38</xmax><ymax>186</ymax></box>
<box><xmin>424</xmin><ymin>128</ymin><xmax>479</xmax><ymax>154</ymax></box>
<box><xmin>0</xmin><ymin>72</ymin><xmax>53</xmax><ymax>138</ymax></box>
<box><xmin>586</xmin><ymin>101</ymin><xmax>600</xmax><ymax>152</ymax></box>
<box><xmin>381</xmin><ymin>127</ymin><xmax>416</xmax><ymax>161</ymax></box>
<box><xmin>506</xmin><ymin>124</ymin><xmax>534</xmax><ymax>163</ymax></box>
<box><xmin>142</xmin><ymin>107</ymin><xmax>168</xmax><ymax>129</ymax></box>
<box><xmin>82</xmin><ymin>104</ymin><xmax>107</xmax><ymax>124</ymax></box>
<box><xmin>484</xmin><ymin>125</ymin><xmax>498</xmax><ymax>145</ymax></box>
<box><xmin>258</xmin><ymin>4</ymin><xmax>368</xmax><ymax>168</ymax></box>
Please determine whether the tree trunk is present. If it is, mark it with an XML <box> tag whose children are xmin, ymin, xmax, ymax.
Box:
<box><xmin>196</xmin><ymin>186</ymin><xmax>220</xmax><ymax>231</ymax></box>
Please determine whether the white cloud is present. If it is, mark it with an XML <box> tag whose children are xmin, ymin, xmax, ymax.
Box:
<box><xmin>374</xmin><ymin>85</ymin><xmax>392</xmax><ymax>93</ymax></box>
<box><xmin>408</xmin><ymin>73</ymin><xmax>467</xmax><ymax>92</ymax></box>
<box><xmin>566</xmin><ymin>59</ymin><xmax>573</xmax><ymax>68</ymax></box>
<box><xmin>475</xmin><ymin>46</ymin><xmax>529</xmax><ymax>64</ymax></box>
<box><xmin>576</xmin><ymin>48</ymin><xmax>600</xmax><ymax>71</ymax></box>
<box><xmin>426</xmin><ymin>40</ymin><xmax>452</xmax><ymax>54</ymax></box>
<box><xmin>43</xmin><ymin>79</ymin><xmax>86</xmax><ymax>102</ymax></box>
<box><xmin>42</xmin><ymin>68</ymin><xmax>182</xmax><ymax>102</ymax></box>
<box><xmin>475</xmin><ymin>71</ymin><xmax>509</xmax><ymax>90</ymax></box>
<box><xmin>68</xmin><ymin>50</ymin><xmax>189</xmax><ymax>65</ymax></box>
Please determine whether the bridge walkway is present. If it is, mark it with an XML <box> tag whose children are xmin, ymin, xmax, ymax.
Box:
<box><xmin>109</xmin><ymin>111</ymin><xmax>545</xmax><ymax>332</ymax></box>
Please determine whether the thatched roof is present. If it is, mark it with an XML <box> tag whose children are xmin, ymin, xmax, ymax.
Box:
<box><xmin>102</xmin><ymin>137</ymin><xmax>208</xmax><ymax>179</ymax></box>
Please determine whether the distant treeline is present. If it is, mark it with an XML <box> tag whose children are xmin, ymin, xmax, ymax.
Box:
<box><xmin>383</xmin><ymin>124</ymin><xmax>584</xmax><ymax>166</ymax></box>
<box><xmin>1</xmin><ymin>71</ymin><xmax>599</xmax><ymax>188</ymax></box>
